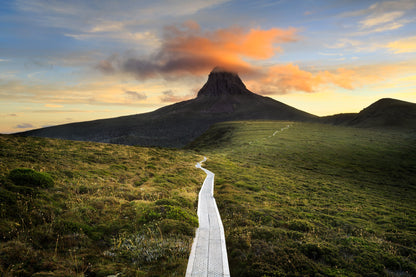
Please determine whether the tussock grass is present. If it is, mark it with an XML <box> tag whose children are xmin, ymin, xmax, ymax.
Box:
<box><xmin>191</xmin><ymin>121</ymin><xmax>416</xmax><ymax>276</ymax></box>
<box><xmin>0</xmin><ymin>135</ymin><xmax>203</xmax><ymax>276</ymax></box>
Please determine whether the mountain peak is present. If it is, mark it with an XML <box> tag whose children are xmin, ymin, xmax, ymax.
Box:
<box><xmin>197</xmin><ymin>67</ymin><xmax>254</xmax><ymax>98</ymax></box>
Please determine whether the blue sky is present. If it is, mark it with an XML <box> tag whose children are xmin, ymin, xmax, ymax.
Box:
<box><xmin>1</xmin><ymin>0</ymin><xmax>416</xmax><ymax>133</ymax></box>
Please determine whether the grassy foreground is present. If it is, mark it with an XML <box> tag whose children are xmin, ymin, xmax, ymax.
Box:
<box><xmin>0</xmin><ymin>135</ymin><xmax>203</xmax><ymax>276</ymax></box>
<box><xmin>189</xmin><ymin>121</ymin><xmax>416</xmax><ymax>276</ymax></box>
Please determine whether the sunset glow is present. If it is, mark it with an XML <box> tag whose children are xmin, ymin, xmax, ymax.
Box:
<box><xmin>1</xmin><ymin>0</ymin><xmax>416</xmax><ymax>133</ymax></box>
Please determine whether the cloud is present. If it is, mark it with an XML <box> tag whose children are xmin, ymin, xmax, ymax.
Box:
<box><xmin>125</xmin><ymin>90</ymin><xmax>147</xmax><ymax>101</ymax></box>
<box><xmin>15</xmin><ymin>123</ymin><xmax>34</xmax><ymax>129</ymax></box>
<box><xmin>387</xmin><ymin>36</ymin><xmax>416</xmax><ymax>53</ymax></box>
<box><xmin>341</xmin><ymin>0</ymin><xmax>415</xmax><ymax>18</ymax></box>
<box><xmin>45</xmin><ymin>104</ymin><xmax>63</xmax><ymax>108</ymax></box>
<box><xmin>254</xmin><ymin>61</ymin><xmax>416</xmax><ymax>95</ymax></box>
<box><xmin>96</xmin><ymin>21</ymin><xmax>398</xmax><ymax>95</ymax></box>
<box><xmin>160</xmin><ymin>90</ymin><xmax>192</xmax><ymax>103</ymax></box>
<box><xmin>325</xmin><ymin>38</ymin><xmax>362</xmax><ymax>49</ymax></box>
<box><xmin>16</xmin><ymin>0</ymin><xmax>229</xmax><ymax>46</ymax></box>
<box><xmin>16</xmin><ymin>0</ymin><xmax>231</xmax><ymax>24</ymax></box>
<box><xmin>339</xmin><ymin>0</ymin><xmax>415</xmax><ymax>35</ymax></box>
<box><xmin>251</xmin><ymin>64</ymin><xmax>358</xmax><ymax>95</ymax></box>
<box><xmin>89</xmin><ymin>20</ymin><xmax>124</xmax><ymax>33</ymax></box>
<box><xmin>32</xmin><ymin>109</ymin><xmax>95</xmax><ymax>113</ymax></box>
<box><xmin>99</xmin><ymin>21</ymin><xmax>298</xmax><ymax>79</ymax></box>
<box><xmin>0</xmin><ymin>76</ymin><xmax>158</xmax><ymax>107</ymax></box>
<box><xmin>96</xmin><ymin>60</ymin><xmax>116</xmax><ymax>74</ymax></box>
<box><xmin>360</xmin><ymin>11</ymin><xmax>404</xmax><ymax>28</ymax></box>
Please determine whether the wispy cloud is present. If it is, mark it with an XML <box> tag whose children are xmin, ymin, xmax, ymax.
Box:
<box><xmin>386</xmin><ymin>36</ymin><xmax>416</xmax><ymax>53</ymax></box>
<box><xmin>360</xmin><ymin>11</ymin><xmax>404</xmax><ymax>28</ymax></box>
<box><xmin>340</xmin><ymin>0</ymin><xmax>415</xmax><ymax>18</ymax></box>
<box><xmin>160</xmin><ymin>90</ymin><xmax>193</xmax><ymax>103</ymax></box>
<box><xmin>45</xmin><ymin>104</ymin><xmax>63</xmax><ymax>108</ymax></box>
<box><xmin>15</xmin><ymin>123</ymin><xmax>33</xmax><ymax>129</ymax></box>
<box><xmin>340</xmin><ymin>0</ymin><xmax>415</xmax><ymax>35</ymax></box>
<box><xmin>16</xmin><ymin>0</ymin><xmax>230</xmax><ymax>45</ymax></box>
<box><xmin>124</xmin><ymin>90</ymin><xmax>147</xmax><ymax>101</ymax></box>
<box><xmin>0</xmin><ymin>77</ymin><xmax>157</xmax><ymax>107</ymax></box>
<box><xmin>325</xmin><ymin>38</ymin><xmax>362</xmax><ymax>49</ymax></box>
<box><xmin>318</xmin><ymin>52</ymin><xmax>344</xmax><ymax>57</ymax></box>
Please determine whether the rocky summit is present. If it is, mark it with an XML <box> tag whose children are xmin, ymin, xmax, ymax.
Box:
<box><xmin>17</xmin><ymin>68</ymin><xmax>317</xmax><ymax>147</ymax></box>
<box><xmin>197</xmin><ymin>67</ymin><xmax>253</xmax><ymax>98</ymax></box>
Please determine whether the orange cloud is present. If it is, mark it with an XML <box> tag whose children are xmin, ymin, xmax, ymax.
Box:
<box><xmin>102</xmin><ymin>21</ymin><xmax>298</xmax><ymax>78</ymax></box>
<box><xmin>166</xmin><ymin>24</ymin><xmax>296</xmax><ymax>61</ymax></box>
<box><xmin>97</xmin><ymin>21</ymin><xmax>389</xmax><ymax>95</ymax></box>
<box><xmin>250</xmin><ymin>64</ymin><xmax>358</xmax><ymax>94</ymax></box>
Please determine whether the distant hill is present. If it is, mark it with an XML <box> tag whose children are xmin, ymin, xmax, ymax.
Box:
<box><xmin>321</xmin><ymin>98</ymin><xmax>416</xmax><ymax>130</ymax></box>
<box><xmin>18</xmin><ymin>67</ymin><xmax>317</xmax><ymax>147</ymax></box>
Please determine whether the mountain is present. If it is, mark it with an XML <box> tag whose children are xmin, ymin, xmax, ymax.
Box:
<box><xmin>322</xmin><ymin>98</ymin><xmax>416</xmax><ymax>130</ymax></box>
<box><xmin>18</xmin><ymin>67</ymin><xmax>317</xmax><ymax>147</ymax></box>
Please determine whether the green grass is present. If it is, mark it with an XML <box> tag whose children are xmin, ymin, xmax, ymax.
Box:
<box><xmin>2</xmin><ymin>121</ymin><xmax>415</xmax><ymax>276</ymax></box>
<box><xmin>0</xmin><ymin>135</ymin><xmax>204</xmax><ymax>276</ymax></box>
<box><xmin>190</xmin><ymin>121</ymin><xmax>416</xmax><ymax>276</ymax></box>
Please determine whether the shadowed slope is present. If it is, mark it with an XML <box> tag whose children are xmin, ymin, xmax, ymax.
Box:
<box><xmin>322</xmin><ymin>98</ymin><xmax>416</xmax><ymax>130</ymax></box>
<box><xmin>18</xmin><ymin>68</ymin><xmax>316</xmax><ymax>147</ymax></box>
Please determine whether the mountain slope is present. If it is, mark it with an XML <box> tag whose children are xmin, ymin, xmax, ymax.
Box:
<box><xmin>18</xmin><ymin>68</ymin><xmax>317</xmax><ymax>147</ymax></box>
<box><xmin>322</xmin><ymin>98</ymin><xmax>416</xmax><ymax>130</ymax></box>
<box><xmin>188</xmin><ymin>121</ymin><xmax>416</xmax><ymax>276</ymax></box>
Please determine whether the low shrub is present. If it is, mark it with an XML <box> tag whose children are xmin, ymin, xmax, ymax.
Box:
<box><xmin>8</xmin><ymin>168</ymin><xmax>54</xmax><ymax>189</ymax></box>
<box><xmin>138</xmin><ymin>205</ymin><xmax>198</xmax><ymax>227</ymax></box>
<box><xmin>0</xmin><ymin>240</ymin><xmax>40</xmax><ymax>275</ymax></box>
<box><xmin>53</xmin><ymin>218</ymin><xmax>92</xmax><ymax>235</ymax></box>
<box><xmin>288</xmin><ymin>219</ymin><xmax>314</xmax><ymax>232</ymax></box>
<box><xmin>159</xmin><ymin>219</ymin><xmax>195</xmax><ymax>236</ymax></box>
<box><xmin>0</xmin><ymin>186</ymin><xmax>17</xmax><ymax>205</ymax></box>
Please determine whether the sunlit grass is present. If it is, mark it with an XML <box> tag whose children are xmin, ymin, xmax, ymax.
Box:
<box><xmin>190</xmin><ymin>121</ymin><xmax>416</xmax><ymax>276</ymax></box>
<box><xmin>2</xmin><ymin>121</ymin><xmax>415</xmax><ymax>276</ymax></box>
<box><xmin>0</xmin><ymin>135</ymin><xmax>204</xmax><ymax>276</ymax></box>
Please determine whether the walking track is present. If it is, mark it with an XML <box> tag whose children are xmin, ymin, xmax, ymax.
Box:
<box><xmin>186</xmin><ymin>157</ymin><xmax>230</xmax><ymax>277</ymax></box>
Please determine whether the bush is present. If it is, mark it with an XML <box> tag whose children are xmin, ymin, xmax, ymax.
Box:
<box><xmin>0</xmin><ymin>187</ymin><xmax>17</xmax><ymax>205</ymax></box>
<box><xmin>159</xmin><ymin>219</ymin><xmax>195</xmax><ymax>236</ymax></box>
<box><xmin>8</xmin><ymin>168</ymin><xmax>54</xmax><ymax>189</ymax></box>
<box><xmin>0</xmin><ymin>240</ymin><xmax>40</xmax><ymax>275</ymax></box>
<box><xmin>155</xmin><ymin>198</ymin><xmax>180</xmax><ymax>207</ymax></box>
<box><xmin>288</xmin><ymin>219</ymin><xmax>314</xmax><ymax>232</ymax></box>
<box><xmin>54</xmin><ymin>218</ymin><xmax>92</xmax><ymax>235</ymax></box>
<box><xmin>138</xmin><ymin>205</ymin><xmax>198</xmax><ymax>227</ymax></box>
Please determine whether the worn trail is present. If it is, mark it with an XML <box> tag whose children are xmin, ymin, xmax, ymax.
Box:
<box><xmin>186</xmin><ymin>157</ymin><xmax>230</xmax><ymax>277</ymax></box>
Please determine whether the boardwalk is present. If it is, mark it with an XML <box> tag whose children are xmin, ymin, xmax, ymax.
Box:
<box><xmin>186</xmin><ymin>158</ymin><xmax>230</xmax><ymax>277</ymax></box>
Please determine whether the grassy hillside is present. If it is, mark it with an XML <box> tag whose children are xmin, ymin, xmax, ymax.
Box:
<box><xmin>189</xmin><ymin>121</ymin><xmax>416</xmax><ymax>276</ymax></box>
<box><xmin>321</xmin><ymin>98</ymin><xmax>416</xmax><ymax>130</ymax></box>
<box><xmin>0</xmin><ymin>135</ymin><xmax>203</xmax><ymax>276</ymax></box>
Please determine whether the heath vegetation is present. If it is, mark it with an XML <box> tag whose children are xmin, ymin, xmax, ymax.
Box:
<box><xmin>190</xmin><ymin>121</ymin><xmax>416</xmax><ymax>276</ymax></box>
<box><xmin>1</xmin><ymin>120</ymin><xmax>415</xmax><ymax>276</ymax></box>
<box><xmin>0</xmin><ymin>135</ymin><xmax>203</xmax><ymax>276</ymax></box>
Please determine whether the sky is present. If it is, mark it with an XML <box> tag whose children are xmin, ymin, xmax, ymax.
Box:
<box><xmin>1</xmin><ymin>0</ymin><xmax>416</xmax><ymax>133</ymax></box>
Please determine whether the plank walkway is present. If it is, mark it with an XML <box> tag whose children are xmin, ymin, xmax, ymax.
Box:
<box><xmin>186</xmin><ymin>157</ymin><xmax>230</xmax><ymax>277</ymax></box>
